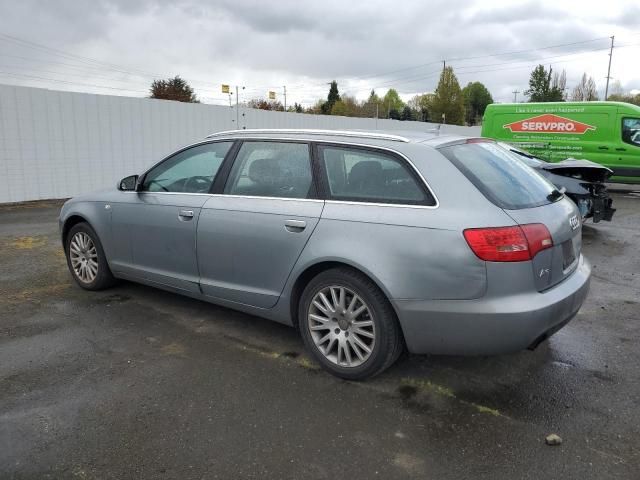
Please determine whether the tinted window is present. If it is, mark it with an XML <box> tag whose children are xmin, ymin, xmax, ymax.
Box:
<box><xmin>439</xmin><ymin>141</ymin><xmax>557</xmax><ymax>210</ymax></box>
<box><xmin>320</xmin><ymin>146</ymin><xmax>430</xmax><ymax>204</ymax></box>
<box><xmin>224</xmin><ymin>142</ymin><xmax>313</xmax><ymax>199</ymax></box>
<box><xmin>622</xmin><ymin>118</ymin><xmax>640</xmax><ymax>147</ymax></box>
<box><xmin>142</xmin><ymin>142</ymin><xmax>232</xmax><ymax>193</ymax></box>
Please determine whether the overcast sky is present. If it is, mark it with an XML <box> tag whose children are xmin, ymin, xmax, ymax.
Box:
<box><xmin>0</xmin><ymin>0</ymin><xmax>639</xmax><ymax>106</ymax></box>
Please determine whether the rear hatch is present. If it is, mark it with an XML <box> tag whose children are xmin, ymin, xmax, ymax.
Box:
<box><xmin>439</xmin><ymin>139</ymin><xmax>582</xmax><ymax>291</ymax></box>
<box><xmin>504</xmin><ymin>198</ymin><xmax>581</xmax><ymax>290</ymax></box>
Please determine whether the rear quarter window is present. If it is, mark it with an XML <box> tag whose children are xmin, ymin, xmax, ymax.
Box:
<box><xmin>439</xmin><ymin>141</ymin><xmax>556</xmax><ymax>210</ymax></box>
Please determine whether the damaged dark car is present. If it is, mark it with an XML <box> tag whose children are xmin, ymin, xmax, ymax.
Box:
<box><xmin>499</xmin><ymin>143</ymin><xmax>615</xmax><ymax>223</ymax></box>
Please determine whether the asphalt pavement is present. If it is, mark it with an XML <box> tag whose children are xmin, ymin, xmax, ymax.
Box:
<box><xmin>1</xmin><ymin>191</ymin><xmax>639</xmax><ymax>479</ymax></box>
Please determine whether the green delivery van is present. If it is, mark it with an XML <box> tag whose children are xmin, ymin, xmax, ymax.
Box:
<box><xmin>481</xmin><ymin>102</ymin><xmax>640</xmax><ymax>183</ymax></box>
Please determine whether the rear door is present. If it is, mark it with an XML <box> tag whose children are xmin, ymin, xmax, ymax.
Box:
<box><xmin>197</xmin><ymin>140</ymin><xmax>323</xmax><ymax>308</ymax></box>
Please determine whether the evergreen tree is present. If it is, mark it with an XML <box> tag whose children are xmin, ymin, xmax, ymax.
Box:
<box><xmin>400</xmin><ymin>105</ymin><xmax>414</xmax><ymax>121</ymax></box>
<box><xmin>525</xmin><ymin>65</ymin><xmax>564</xmax><ymax>102</ymax></box>
<box><xmin>321</xmin><ymin>80</ymin><xmax>341</xmax><ymax>114</ymax></box>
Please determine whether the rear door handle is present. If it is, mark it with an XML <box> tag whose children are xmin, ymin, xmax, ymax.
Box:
<box><xmin>179</xmin><ymin>209</ymin><xmax>194</xmax><ymax>220</ymax></box>
<box><xmin>284</xmin><ymin>219</ymin><xmax>306</xmax><ymax>232</ymax></box>
<box><xmin>615</xmin><ymin>147</ymin><xmax>626</xmax><ymax>152</ymax></box>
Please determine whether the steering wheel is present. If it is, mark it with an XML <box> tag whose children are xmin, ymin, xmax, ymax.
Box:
<box><xmin>183</xmin><ymin>176</ymin><xmax>211</xmax><ymax>193</ymax></box>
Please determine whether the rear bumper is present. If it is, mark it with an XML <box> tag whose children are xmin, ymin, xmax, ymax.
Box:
<box><xmin>394</xmin><ymin>254</ymin><xmax>591</xmax><ymax>355</ymax></box>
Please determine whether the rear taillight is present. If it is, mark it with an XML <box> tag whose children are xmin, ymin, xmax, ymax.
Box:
<box><xmin>463</xmin><ymin>224</ymin><xmax>553</xmax><ymax>262</ymax></box>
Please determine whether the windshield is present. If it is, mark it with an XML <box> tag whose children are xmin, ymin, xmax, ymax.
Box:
<box><xmin>439</xmin><ymin>141</ymin><xmax>558</xmax><ymax>210</ymax></box>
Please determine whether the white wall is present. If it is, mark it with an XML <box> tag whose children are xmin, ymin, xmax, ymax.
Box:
<box><xmin>0</xmin><ymin>84</ymin><xmax>481</xmax><ymax>203</ymax></box>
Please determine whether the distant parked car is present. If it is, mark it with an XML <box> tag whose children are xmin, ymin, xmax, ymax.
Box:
<box><xmin>60</xmin><ymin>129</ymin><xmax>591</xmax><ymax>379</ymax></box>
<box><xmin>498</xmin><ymin>142</ymin><xmax>615</xmax><ymax>223</ymax></box>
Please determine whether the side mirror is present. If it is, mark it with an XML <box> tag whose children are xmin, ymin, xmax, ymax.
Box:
<box><xmin>118</xmin><ymin>175</ymin><xmax>139</xmax><ymax>191</ymax></box>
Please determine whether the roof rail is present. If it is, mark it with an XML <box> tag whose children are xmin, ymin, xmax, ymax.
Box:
<box><xmin>205</xmin><ymin>128</ymin><xmax>410</xmax><ymax>143</ymax></box>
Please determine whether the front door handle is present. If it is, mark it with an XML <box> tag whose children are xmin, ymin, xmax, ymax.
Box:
<box><xmin>598</xmin><ymin>146</ymin><xmax>609</xmax><ymax>150</ymax></box>
<box><xmin>284</xmin><ymin>219</ymin><xmax>306</xmax><ymax>232</ymax></box>
<box><xmin>179</xmin><ymin>209</ymin><xmax>194</xmax><ymax>220</ymax></box>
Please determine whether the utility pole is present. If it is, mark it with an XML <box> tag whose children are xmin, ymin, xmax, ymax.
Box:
<box><xmin>283</xmin><ymin>86</ymin><xmax>287</xmax><ymax>111</ymax></box>
<box><xmin>512</xmin><ymin>90</ymin><xmax>520</xmax><ymax>103</ymax></box>
<box><xmin>235</xmin><ymin>86</ymin><xmax>245</xmax><ymax>128</ymax></box>
<box><xmin>235</xmin><ymin>86</ymin><xmax>239</xmax><ymax>127</ymax></box>
<box><xmin>604</xmin><ymin>35</ymin><xmax>615</xmax><ymax>100</ymax></box>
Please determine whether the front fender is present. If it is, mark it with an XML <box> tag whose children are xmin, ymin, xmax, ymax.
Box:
<box><xmin>59</xmin><ymin>200</ymin><xmax>113</xmax><ymax>257</ymax></box>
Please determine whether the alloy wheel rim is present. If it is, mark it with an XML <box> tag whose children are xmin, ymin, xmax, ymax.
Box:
<box><xmin>69</xmin><ymin>232</ymin><xmax>98</xmax><ymax>283</ymax></box>
<box><xmin>307</xmin><ymin>285</ymin><xmax>375</xmax><ymax>368</ymax></box>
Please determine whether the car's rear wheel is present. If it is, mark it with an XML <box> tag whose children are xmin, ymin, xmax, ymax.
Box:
<box><xmin>65</xmin><ymin>222</ymin><xmax>116</xmax><ymax>290</ymax></box>
<box><xmin>298</xmin><ymin>267</ymin><xmax>404</xmax><ymax>380</ymax></box>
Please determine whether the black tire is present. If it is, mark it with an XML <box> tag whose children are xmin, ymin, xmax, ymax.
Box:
<box><xmin>65</xmin><ymin>222</ymin><xmax>117</xmax><ymax>291</ymax></box>
<box><xmin>298</xmin><ymin>267</ymin><xmax>404</xmax><ymax>380</ymax></box>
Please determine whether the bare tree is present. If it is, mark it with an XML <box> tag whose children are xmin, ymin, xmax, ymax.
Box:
<box><xmin>571</xmin><ymin>73</ymin><xmax>599</xmax><ymax>101</ymax></box>
<box><xmin>551</xmin><ymin>69</ymin><xmax>567</xmax><ymax>99</ymax></box>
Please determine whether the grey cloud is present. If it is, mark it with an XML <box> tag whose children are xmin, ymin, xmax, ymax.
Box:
<box><xmin>0</xmin><ymin>0</ymin><xmax>637</xmax><ymax>105</ymax></box>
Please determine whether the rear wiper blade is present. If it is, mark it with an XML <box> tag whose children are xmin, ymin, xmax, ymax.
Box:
<box><xmin>547</xmin><ymin>187</ymin><xmax>566</xmax><ymax>202</ymax></box>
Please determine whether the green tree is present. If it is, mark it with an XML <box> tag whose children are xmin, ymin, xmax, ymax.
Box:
<box><xmin>431</xmin><ymin>67</ymin><xmax>465</xmax><ymax>125</ymax></box>
<box><xmin>330</xmin><ymin>100</ymin><xmax>348</xmax><ymax>116</ymax></box>
<box><xmin>461</xmin><ymin>82</ymin><xmax>493</xmax><ymax>125</ymax></box>
<box><xmin>321</xmin><ymin>80</ymin><xmax>341</xmax><ymax>114</ymax></box>
<box><xmin>382</xmin><ymin>89</ymin><xmax>405</xmax><ymax>118</ymax></box>
<box><xmin>362</xmin><ymin>89</ymin><xmax>382</xmax><ymax>117</ymax></box>
<box><xmin>408</xmin><ymin>94</ymin><xmax>434</xmax><ymax>122</ymax></box>
<box><xmin>525</xmin><ymin>65</ymin><xmax>564</xmax><ymax>102</ymax></box>
<box><xmin>608</xmin><ymin>92</ymin><xmax>640</xmax><ymax>106</ymax></box>
<box><xmin>149</xmin><ymin>76</ymin><xmax>199</xmax><ymax>103</ymax></box>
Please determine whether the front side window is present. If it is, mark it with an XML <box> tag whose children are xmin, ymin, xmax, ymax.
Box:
<box><xmin>622</xmin><ymin>118</ymin><xmax>640</xmax><ymax>147</ymax></box>
<box><xmin>142</xmin><ymin>142</ymin><xmax>232</xmax><ymax>193</ymax></box>
<box><xmin>224</xmin><ymin>142</ymin><xmax>313</xmax><ymax>199</ymax></box>
<box><xmin>319</xmin><ymin>146</ymin><xmax>430</xmax><ymax>204</ymax></box>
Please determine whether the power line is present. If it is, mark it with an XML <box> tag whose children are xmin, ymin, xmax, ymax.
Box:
<box><xmin>340</xmin><ymin>35</ymin><xmax>613</xmax><ymax>86</ymax></box>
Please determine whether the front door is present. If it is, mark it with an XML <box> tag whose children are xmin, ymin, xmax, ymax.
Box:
<box><xmin>197</xmin><ymin>141</ymin><xmax>323</xmax><ymax>308</ymax></box>
<box><xmin>111</xmin><ymin>141</ymin><xmax>233</xmax><ymax>293</ymax></box>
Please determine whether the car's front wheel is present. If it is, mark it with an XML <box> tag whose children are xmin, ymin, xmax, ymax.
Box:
<box><xmin>65</xmin><ymin>222</ymin><xmax>116</xmax><ymax>290</ymax></box>
<box><xmin>299</xmin><ymin>267</ymin><xmax>404</xmax><ymax>380</ymax></box>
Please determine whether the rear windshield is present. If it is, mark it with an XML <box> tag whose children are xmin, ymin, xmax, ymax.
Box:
<box><xmin>439</xmin><ymin>141</ymin><xmax>556</xmax><ymax>210</ymax></box>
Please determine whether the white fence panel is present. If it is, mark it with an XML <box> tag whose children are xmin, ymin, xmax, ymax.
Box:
<box><xmin>0</xmin><ymin>84</ymin><xmax>481</xmax><ymax>203</ymax></box>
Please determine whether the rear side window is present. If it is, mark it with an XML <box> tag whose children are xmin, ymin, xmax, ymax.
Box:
<box><xmin>224</xmin><ymin>142</ymin><xmax>313</xmax><ymax>199</ymax></box>
<box><xmin>319</xmin><ymin>146</ymin><xmax>433</xmax><ymax>205</ymax></box>
<box><xmin>439</xmin><ymin>142</ymin><xmax>556</xmax><ymax>210</ymax></box>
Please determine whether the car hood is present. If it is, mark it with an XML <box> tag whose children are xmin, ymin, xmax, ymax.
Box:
<box><xmin>536</xmin><ymin>158</ymin><xmax>612</xmax><ymax>183</ymax></box>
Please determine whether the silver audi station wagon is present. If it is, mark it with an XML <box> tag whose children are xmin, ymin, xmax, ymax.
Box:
<box><xmin>60</xmin><ymin>129</ymin><xmax>591</xmax><ymax>379</ymax></box>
